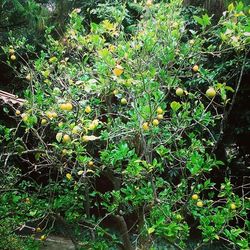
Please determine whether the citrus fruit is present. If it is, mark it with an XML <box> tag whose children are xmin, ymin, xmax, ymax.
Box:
<box><xmin>41</xmin><ymin>118</ymin><xmax>47</xmax><ymax>125</ymax></box>
<box><xmin>142</xmin><ymin>122</ymin><xmax>149</xmax><ymax>131</ymax></box>
<box><xmin>152</xmin><ymin>119</ymin><xmax>159</xmax><ymax>126</ymax></box>
<box><xmin>113</xmin><ymin>65</ymin><xmax>124</xmax><ymax>77</ymax></box>
<box><xmin>62</xmin><ymin>134</ymin><xmax>71</xmax><ymax>143</ymax></box>
<box><xmin>85</xmin><ymin>105</ymin><xmax>92</xmax><ymax>114</ymax></box>
<box><xmin>192</xmin><ymin>65</ymin><xmax>199</xmax><ymax>72</ymax></box>
<box><xmin>196</xmin><ymin>201</ymin><xmax>203</xmax><ymax>207</ymax></box>
<box><xmin>230</xmin><ymin>203</ymin><xmax>236</xmax><ymax>210</ymax></box>
<box><xmin>192</xmin><ymin>194</ymin><xmax>199</xmax><ymax>200</ymax></box>
<box><xmin>10</xmin><ymin>54</ymin><xmax>16</xmax><ymax>61</ymax></box>
<box><xmin>157</xmin><ymin>114</ymin><xmax>163</xmax><ymax>120</ymax></box>
<box><xmin>121</xmin><ymin>98</ymin><xmax>128</xmax><ymax>105</ymax></box>
<box><xmin>156</xmin><ymin>107</ymin><xmax>163</xmax><ymax>114</ymax></box>
<box><xmin>206</xmin><ymin>87</ymin><xmax>216</xmax><ymax>98</ymax></box>
<box><xmin>176</xmin><ymin>87</ymin><xmax>184</xmax><ymax>97</ymax></box>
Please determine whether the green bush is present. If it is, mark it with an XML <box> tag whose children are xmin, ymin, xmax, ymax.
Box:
<box><xmin>1</xmin><ymin>1</ymin><xmax>250</xmax><ymax>249</ymax></box>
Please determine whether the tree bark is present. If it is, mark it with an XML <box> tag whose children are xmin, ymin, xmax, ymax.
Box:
<box><xmin>183</xmin><ymin>0</ymin><xmax>225</xmax><ymax>19</ymax></box>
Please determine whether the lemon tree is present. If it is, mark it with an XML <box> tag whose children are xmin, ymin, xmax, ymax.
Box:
<box><xmin>1</xmin><ymin>1</ymin><xmax>250</xmax><ymax>249</ymax></box>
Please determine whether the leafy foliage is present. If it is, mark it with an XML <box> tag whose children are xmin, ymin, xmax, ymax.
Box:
<box><xmin>1</xmin><ymin>1</ymin><xmax>250</xmax><ymax>249</ymax></box>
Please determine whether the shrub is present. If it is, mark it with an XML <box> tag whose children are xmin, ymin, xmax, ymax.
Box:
<box><xmin>1</xmin><ymin>1</ymin><xmax>250</xmax><ymax>249</ymax></box>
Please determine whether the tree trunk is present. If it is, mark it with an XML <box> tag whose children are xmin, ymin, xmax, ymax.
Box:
<box><xmin>183</xmin><ymin>0</ymin><xmax>225</xmax><ymax>19</ymax></box>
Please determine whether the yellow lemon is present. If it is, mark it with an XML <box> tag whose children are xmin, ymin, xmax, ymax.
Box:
<box><xmin>65</xmin><ymin>102</ymin><xmax>73</xmax><ymax>111</ymax></box>
<box><xmin>176</xmin><ymin>88</ymin><xmax>184</xmax><ymax>97</ymax></box>
<box><xmin>192</xmin><ymin>194</ymin><xmax>199</xmax><ymax>200</ymax></box>
<box><xmin>40</xmin><ymin>235</ymin><xmax>46</xmax><ymax>241</ymax></box>
<box><xmin>192</xmin><ymin>65</ymin><xmax>199</xmax><ymax>72</ymax></box>
<box><xmin>66</xmin><ymin>173</ymin><xmax>72</xmax><ymax>180</ymax></box>
<box><xmin>62</xmin><ymin>134</ymin><xmax>71</xmax><ymax>143</ymax></box>
<box><xmin>72</xmin><ymin>125</ymin><xmax>81</xmax><ymax>134</ymax></box>
<box><xmin>142</xmin><ymin>122</ymin><xmax>149</xmax><ymax>131</ymax></box>
<box><xmin>21</xmin><ymin>113</ymin><xmax>28</xmax><ymax>122</ymax></box>
<box><xmin>82</xmin><ymin>136</ymin><xmax>89</xmax><ymax>142</ymax></box>
<box><xmin>196</xmin><ymin>201</ymin><xmax>203</xmax><ymax>208</ymax></box>
<box><xmin>10</xmin><ymin>54</ymin><xmax>16</xmax><ymax>61</ymax></box>
<box><xmin>9</xmin><ymin>48</ymin><xmax>15</xmax><ymax>54</ymax></box>
<box><xmin>26</xmin><ymin>73</ymin><xmax>31</xmax><ymax>81</ymax></box>
<box><xmin>62</xmin><ymin>149</ymin><xmax>68</xmax><ymax>155</ymax></box>
<box><xmin>146</xmin><ymin>0</ymin><xmax>153</xmax><ymax>7</ymax></box>
<box><xmin>41</xmin><ymin>118</ymin><xmax>47</xmax><ymax>125</ymax></box>
<box><xmin>51</xmin><ymin>112</ymin><xmax>58</xmax><ymax>118</ymax></box>
<box><xmin>85</xmin><ymin>105</ymin><xmax>92</xmax><ymax>114</ymax></box>
<box><xmin>113</xmin><ymin>65</ymin><xmax>124</xmax><ymax>77</ymax></box>
<box><xmin>156</xmin><ymin>107</ymin><xmax>163</xmax><ymax>114</ymax></box>
<box><xmin>88</xmin><ymin>161</ymin><xmax>94</xmax><ymax>167</ymax></box>
<box><xmin>230</xmin><ymin>203</ymin><xmax>236</xmax><ymax>210</ymax></box>
<box><xmin>121</xmin><ymin>98</ymin><xmax>127</xmax><ymax>105</ymax></box>
<box><xmin>157</xmin><ymin>114</ymin><xmax>163</xmax><ymax>120</ymax></box>
<box><xmin>152</xmin><ymin>119</ymin><xmax>159</xmax><ymax>126</ymax></box>
<box><xmin>206</xmin><ymin>87</ymin><xmax>216</xmax><ymax>98</ymax></box>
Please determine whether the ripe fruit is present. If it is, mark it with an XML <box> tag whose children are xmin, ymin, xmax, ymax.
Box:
<box><xmin>26</xmin><ymin>73</ymin><xmax>31</xmax><ymax>81</ymax></box>
<box><xmin>189</xmin><ymin>39</ymin><xmax>195</xmax><ymax>45</ymax></box>
<box><xmin>176</xmin><ymin>87</ymin><xmax>184</xmax><ymax>97</ymax></box>
<box><xmin>113</xmin><ymin>65</ymin><xmax>124</xmax><ymax>77</ymax></box>
<box><xmin>58</xmin><ymin>122</ymin><xmax>64</xmax><ymax>128</ymax></box>
<box><xmin>82</xmin><ymin>136</ymin><xmax>89</xmax><ymax>142</ymax></box>
<box><xmin>21</xmin><ymin>113</ymin><xmax>28</xmax><ymax>122</ymax></box>
<box><xmin>40</xmin><ymin>235</ymin><xmax>46</xmax><ymax>241</ymax></box>
<box><xmin>66</xmin><ymin>173</ymin><xmax>72</xmax><ymax>180</ymax></box>
<box><xmin>146</xmin><ymin>0</ymin><xmax>153</xmax><ymax>6</ymax></box>
<box><xmin>65</xmin><ymin>102</ymin><xmax>73</xmax><ymax>111</ymax></box>
<box><xmin>51</xmin><ymin>112</ymin><xmax>58</xmax><ymax>118</ymax></box>
<box><xmin>41</xmin><ymin>118</ymin><xmax>47</xmax><ymax>125</ymax></box>
<box><xmin>157</xmin><ymin>114</ymin><xmax>163</xmax><ymax>120</ymax></box>
<box><xmin>47</xmin><ymin>111</ymin><xmax>55</xmax><ymax>119</ymax></box>
<box><xmin>152</xmin><ymin>119</ymin><xmax>159</xmax><ymax>126</ymax></box>
<box><xmin>113</xmin><ymin>89</ymin><xmax>119</xmax><ymax>95</ymax></box>
<box><xmin>9</xmin><ymin>48</ymin><xmax>15</xmax><ymax>54</ymax></box>
<box><xmin>88</xmin><ymin>161</ymin><xmax>94</xmax><ymax>167</ymax></box>
<box><xmin>15</xmin><ymin>110</ymin><xmax>21</xmax><ymax>115</ymax></box>
<box><xmin>72</xmin><ymin>125</ymin><xmax>81</xmax><ymax>134</ymax></box>
<box><xmin>196</xmin><ymin>201</ymin><xmax>203</xmax><ymax>207</ymax></box>
<box><xmin>192</xmin><ymin>194</ymin><xmax>199</xmax><ymax>200</ymax></box>
<box><xmin>60</xmin><ymin>102</ymin><xmax>73</xmax><ymax>111</ymax></box>
<box><xmin>156</xmin><ymin>107</ymin><xmax>163</xmax><ymax>114</ymax></box>
<box><xmin>36</xmin><ymin>227</ymin><xmax>42</xmax><ymax>233</ymax></box>
<box><xmin>89</xmin><ymin>119</ymin><xmax>99</xmax><ymax>130</ymax></box>
<box><xmin>10</xmin><ymin>54</ymin><xmax>16</xmax><ymax>61</ymax></box>
<box><xmin>206</xmin><ymin>87</ymin><xmax>216</xmax><ymax>98</ymax></box>
<box><xmin>121</xmin><ymin>98</ymin><xmax>127</xmax><ymax>105</ymax></box>
<box><xmin>85</xmin><ymin>105</ymin><xmax>92</xmax><ymax>114</ymax></box>
<box><xmin>62</xmin><ymin>149</ymin><xmax>68</xmax><ymax>155</ymax></box>
<box><xmin>142</xmin><ymin>122</ymin><xmax>149</xmax><ymax>131</ymax></box>
<box><xmin>192</xmin><ymin>65</ymin><xmax>199</xmax><ymax>72</ymax></box>
<box><xmin>62</xmin><ymin>134</ymin><xmax>71</xmax><ymax>143</ymax></box>
<box><xmin>230</xmin><ymin>203</ymin><xmax>236</xmax><ymax>210</ymax></box>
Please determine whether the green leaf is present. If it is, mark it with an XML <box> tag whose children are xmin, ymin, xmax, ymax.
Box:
<box><xmin>194</xmin><ymin>15</ymin><xmax>204</xmax><ymax>26</ymax></box>
<box><xmin>202</xmin><ymin>14</ymin><xmax>211</xmax><ymax>27</ymax></box>
<box><xmin>56</xmin><ymin>132</ymin><xmax>63</xmax><ymax>142</ymax></box>
<box><xmin>148</xmin><ymin>227</ymin><xmax>155</xmax><ymax>234</ymax></box>
<box><xmin>228</xmin><ymin>3</ymin><xmax>234</xmax><ymax>12</ymax></box>
<box><xmin>170</xmin><ymin>101</ymin><xmax>181</xmax><ymax>112</ymax></box>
